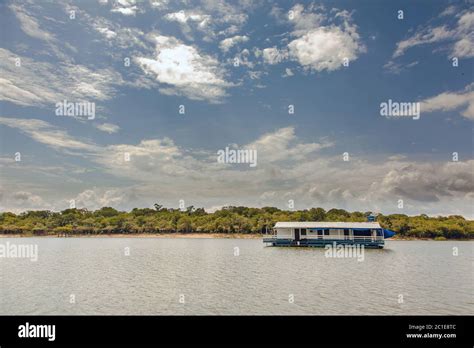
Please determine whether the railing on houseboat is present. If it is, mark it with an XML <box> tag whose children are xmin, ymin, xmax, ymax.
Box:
<box><xmin>263</xmin><ymin>235</ymin><xmax>384</xmax><ymax>242</ymax></box>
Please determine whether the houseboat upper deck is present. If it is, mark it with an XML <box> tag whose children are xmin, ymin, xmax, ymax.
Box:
<box><xmin>263</xmin><ymin>221</ymin><xmax>395</xmax><ymax>248</ymax></box>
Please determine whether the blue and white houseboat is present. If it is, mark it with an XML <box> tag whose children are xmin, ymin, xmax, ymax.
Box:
<box><xmin>263</xmin><ymin>221</ymin><xmax>395</xmax><ymax>249</ymax></box>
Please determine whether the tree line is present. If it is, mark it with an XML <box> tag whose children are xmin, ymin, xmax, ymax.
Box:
<box><xmin>0</xmin><ymin>205</ymin><xmax>472</xmax><ymax>239</ymax></box>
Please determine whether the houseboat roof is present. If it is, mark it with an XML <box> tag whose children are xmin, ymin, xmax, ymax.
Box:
<box><xmin>274</xmin><ymin>222</ymin><xmax>382</xmax><ymax>229</ymax></box>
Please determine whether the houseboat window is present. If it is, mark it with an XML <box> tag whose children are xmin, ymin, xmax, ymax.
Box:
<box><xmin>301</xmin><ymin>228</ymin><xmax>307</xmax><ymax>236</ymax></box>
<box><xmin>324</xmin><ymin>229</ymin><xmax>329</xmax><ymax>235</ymax></box>
<box><xmin>353</xmin><ymin>229</ymin><xmax>370</xmax><ymax>236</ymax></box>
<box><xmin>344</xmin><ymin>229</ymin><xmax>349</xmax><ymax>236</ymax></box>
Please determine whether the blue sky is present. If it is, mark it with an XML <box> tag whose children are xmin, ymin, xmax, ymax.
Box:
<box><xmin>0</xmin><ymin>0</ymin><xmax>473</xmax><ymax>217</ymax></box>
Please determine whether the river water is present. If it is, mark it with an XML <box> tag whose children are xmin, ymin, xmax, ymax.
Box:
<box><xmin>0</xmin><ymin>238</ymin><xmax>472</xmax><ymax>315</ymax></box>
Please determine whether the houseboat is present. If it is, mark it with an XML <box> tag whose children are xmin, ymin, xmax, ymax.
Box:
<box><xmin>263</xmin><ymin>221</ymin><xmax>395</xmax><ymax>249</ymax></box>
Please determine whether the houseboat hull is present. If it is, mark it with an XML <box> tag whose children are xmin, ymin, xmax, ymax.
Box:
<box><xmin>263</xmin><ymin>238</ymin><xmax>384</xmax><ymax>248</ymax></box>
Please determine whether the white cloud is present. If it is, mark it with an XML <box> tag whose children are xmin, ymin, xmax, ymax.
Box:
<box><xmin>111</xmin><ymin>0</ymin><xmax>139</xmax><ymax>16</ymax></box>
<box><xmin>282</xmin><ymin>68</ymin><xmax>294</xmax><ymax>77</ymax></box>
<box><xmin>262</xmin><ymin>5</ymin><xmax>365</xmax><ymax>72</ymax></box>
<box><xmin>135</xmin><ymin>35</ymin><xmax>233</xmax><ymax>102</ymax></box>
<box><xmin>457</xmin><ymin>11</ymin><xmax>474</xmax><ymax>33</ymax></box>
<box><xmin>0</xmin><ymin>117</ymin><xmax>98</xmax><ymax>152</ymax></box>
<box><xmin>420</xmin><ymin>84</ymin><xmax>474</xmax><ymax>120</ymax></box>
<box><xmin>98</xmin><ymin>26</ymin><xmax>148</xmax><ymax>50</ymax></box>
<box><xmin>262</xmin><ymin>47</ymin><xmax>288</xmax><ymax>64</ymax></box>
<box><xmin>2</xmin><ymin>2</ymin><xmax>472</xmax><ymax>217</ymax></box>
<box><xmin>96</xmin><ymin>26</ymin><xmax>117</xmax><ymax>39</ymax></box>
<box><xmin>111</xmin><ymin>7</ymin><xmax>138</xmax><ymax>15</ymax></box>
<box><xmin>164</xmin><ymin>10</ymin><xmax>210</xmax><ymax>26</ymax></box>
<box><xmin>219</xmin><ymin>35</ymin><xmax>249</xmax><ymax>53</ymax></box>
<box><xmin>8</xmin><ymin>3</ymin><xmax>78</xmax><ymax>62</ymax></box>
<box><xmin>13</xmin><ymin>191</ymin><xmax>48</xmax><ymax>206</ymax></box>
<box><xmin>0</xmin><ymin>189</ymin><xmax>52</xmax><ymax>213</ymax></box>
<box><xmin>393</xmin><ymin>26</ymin><xmax>453</xmax><ymax>58</ymax></box>
<box><xmin>0</xmin><ymin>48</ymin><xmax>123</xmax><ymax>107</ymax></box>
<box><xmin>288</xmin><ymin>25</ymin><xmax>364</xmax><ymax>72</ymax></box>
<box><xmin>95</xmin><ymin>123</ymin><xmax>120</xmax><ymax>134</ymax></box>
<box><xmin>9</xmin><ymin>4</ymin><xmax>55</xmax><ymax>42</ymax></box>
<box><xmin>452</xmin><ymin>36</ymin><xmax>474</xmax><ymax>58</ymax></box>
<box><xmin>65</xmin><ymin>5</ymin><xmax>148</xmax><ymax>51</ymax></box>
<box><xmin>200</xmin><ymin>0</ymin><xmax>248</xmax><ymax>27</ymax></box>
<box><xmin>440</xmin><ymin>6</ymin><xmax>457</xmax><ymax>17</ymax></box>
<box><xmin>289</xmin><ymin>3</ymin><xmax>326</xmax><ymax>33</ymax></box>
<box><xmin>231</xmin><ymin>48</ymin><xmax>255</xmax><ymax>68</ymax></box>
<box><xmin>96</xmin><ymin>138</ymin><xmax>201</xmax><ymax>181</ymax></box>
<box><xmin>391</xmin><ymin>10</ymin><xmax>474</xmax><ymax>60</ymax></box>
<box><xmin>367</xmin><ymin>161</ymin><xmax>474</xmax><ymax>203</ymax></box>
<box><xmin>150</xmin><ymin>0</ymin><xmax>169</xmax><ymax>10</ymax></box>
<box><xmin>73</xmin><ymin>188</ymin><xmax>131</xmax><ymax>210</ymax></box>
<box><xmin>1</xmin><ymin>117</ymin><xmax>473</xmax><ymax>216</ymax></box>
<box><xmin>383</xmin><ymin>60</ymin><xmax>418</xmax><ymax>74</ymax></box>
<box><xmin>163</xmin><ymin>10</ymin><xmax>211</xmax><ymax>41</ymax></box>
<box><xmin>162</xmin><ymin>1</ymin><xmax>249</xmax><ymax>41</ymax></box>
<box><xmin>247</xmin><ymin>127</ymin><xmax>333</xmax><ymax>163</ymax></box>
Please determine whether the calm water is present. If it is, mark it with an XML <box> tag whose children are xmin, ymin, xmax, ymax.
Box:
<box><xmin>0</xmin><ymin>238</ymin><xmax>472</xmax><ymax>315</ymax></box>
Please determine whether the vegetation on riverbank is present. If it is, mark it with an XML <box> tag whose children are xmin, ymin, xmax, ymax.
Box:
<box><xmin>0</xmin><ymin>205</ymin><xmax>472</xmax><ymax>239</ymax></box>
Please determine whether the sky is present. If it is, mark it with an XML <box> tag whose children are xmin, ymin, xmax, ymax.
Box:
<box><xmin>0</xmin><ymin>0</ymin><xmax>473</xmax><ymax>217</ymax></box>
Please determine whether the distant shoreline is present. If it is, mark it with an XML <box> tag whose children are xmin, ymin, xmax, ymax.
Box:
<box><xmin>0</xmin><ymin>233</ymin><xmax>471</xmax><ymax>240</ymax></box>
<box><xmin>3</xmin><ymin>206</ymin><xmax>471</xmax><ymax>240</ymax></box>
